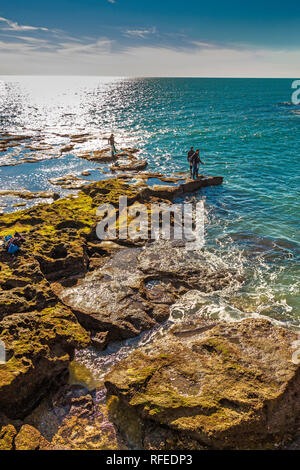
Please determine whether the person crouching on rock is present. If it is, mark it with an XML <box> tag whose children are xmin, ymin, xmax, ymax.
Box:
<box><xmin>4</xmin><ymin>232</ymin><xmax>25</xmax><ymax>255</ymax></box>
<box><xmin>187</xmin><ymin>146</ymin><xmax>194</xmax><ymax>177</ymax></box>
<box><xmin>191</xmin><ymin>149</ymin><xmax>204</xmax><ymax>179</ymax></box>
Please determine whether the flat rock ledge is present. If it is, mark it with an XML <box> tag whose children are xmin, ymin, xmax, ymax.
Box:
<box><xmin>139</xmin><ymin>176</ymin><xmax>223</xmax><ymax>201</ymax></box>
<box><xmin>105</xmin><ymin>317</ymin><xmax>300</xmax><ymax>450</ymax></box>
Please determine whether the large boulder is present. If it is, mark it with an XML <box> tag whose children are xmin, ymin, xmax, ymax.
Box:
<box><xmin>105</xmin><ymin>317</ymin><xmax>300</xmax><ymax>449</ymax></box>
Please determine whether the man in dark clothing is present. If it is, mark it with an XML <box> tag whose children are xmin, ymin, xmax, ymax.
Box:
<box><xmin>191</xmin><ymin>149</ymin><xmax>204</xmax><ymax>179</ymax></box>
<box><xmin>187</xmin><ymin>147</ymin><xmax>194</xmax><ymax>177</ymax></box>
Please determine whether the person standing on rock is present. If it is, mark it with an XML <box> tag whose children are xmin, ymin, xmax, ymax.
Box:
<box><xmin>191</xmin><ymin>149</ymin><xmax>204</xmax><ymax>179</ymax></box>
<box><xmin>107</xmin><ymin>133</ymin><xmax>117</xmax><ymax>158</ymax></box>
<box><xmin>187</xmin><ymin>146</ymin><xmax>194</xmax><ymax>177</ymax></box>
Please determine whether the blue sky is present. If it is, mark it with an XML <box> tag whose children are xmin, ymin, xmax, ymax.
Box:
<box><xmin>0</xmin><ymin>0</ymin><xmax>300</xmax><ymax>76</ymax></box>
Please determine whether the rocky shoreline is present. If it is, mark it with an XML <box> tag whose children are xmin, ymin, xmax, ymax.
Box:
<box><xmin>0</xmin><ymin>167</ymin><xmax>299</xmax><ymax>450</ymax></box>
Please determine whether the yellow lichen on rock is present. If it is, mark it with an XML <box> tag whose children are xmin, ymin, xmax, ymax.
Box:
<box><xmin>0</xmin><ymin>424</ymin><xmax>17</xmax><ymax>450</ymax></box>
<box><xmin>14</xmin><ymin>424</ymin><xmax>53</xmax><ymax>450</ymax></box>
<box><xmin>52</xmin><ymin>404</ymin><xmax>127</xmax><ymax>450</ymax></box>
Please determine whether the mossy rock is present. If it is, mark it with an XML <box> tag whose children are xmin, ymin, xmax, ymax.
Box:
<box><xmin>105</xmin><ymin>317</ymin><xmax>300</xmax><ymax>449</ymax></box>
<box><xmin>107</xmin><ymin>395</ymin><xmax>143</xmax><ymax>449</ymax></box>
<box><xmin>0</xmin><ymin>303</ymin><xmax>90</xmax><ymax>419</ymax></box>
<box><xmin>0</xmin><ymin>179</ymin><xmax>140</xmax><ymax>421</ymax></box>
<box><xmin>0</xmin><ymin>252</ymin><xmax>56</xmax><ymax>319</ymax></box>
<box><xmin>0</xmin><ymin>179</ymin><xmax>139</xmax><ymax>286</ymax></box>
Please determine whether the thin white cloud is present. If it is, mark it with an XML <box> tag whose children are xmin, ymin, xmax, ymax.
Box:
<box><xmin>10</xmin><ymin>35</ymin><xmax>49</xmax><ymax>44</ymax></box>
<box><xmin>0</xmin><ymin>16</ymin><xmax>50</xmax><ymax>32</ymax></box>
<box><xmin>0</xmin><ymin>18</ymin><xmax>113</xmax><ymax>55</ymax></box>
<box><xmin>58</xmin><ymin>39</ymin><xmax>113</xmax><ymax>55</ymax></box>
<box><xmin>0</xmin><ymin>36</ymin><xmax>58</xmax><ymax>53</ymax></box>
<box><xmin>124</xmin><ymin>27</ymin><xmax>157</xmax><ymax>39</ymax></box>
<box><xmin>108</xmin><ymin>0</ymin><xmax>116</xmax><ymax>3</ymax></box>
<box><xmin>192</xmin><ymin>41</ymin><xmax>215</xmax><ymax>48</ymax></box>
<box><xmin>0</xmin><ymin>39</ymin><xmax>41</xmax><ymax>52</ymax></box>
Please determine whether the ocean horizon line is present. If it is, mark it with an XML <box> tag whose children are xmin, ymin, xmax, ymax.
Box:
<box><xmin>0</xmin><ymin>75</ymin><xmax>298</xmax><ymax>79</ymax></box>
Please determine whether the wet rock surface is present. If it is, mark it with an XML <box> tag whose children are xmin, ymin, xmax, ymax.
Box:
<box><xmin>138</xmin><ymin>176</ymin><xmax>223</xmax><ymax>201</ymax></box>
<box><xmin>0</xmin><ymin>189</ymin><xmax>60</xmax><ymax>201</ymax></box>
<box><xmin>48</xmin><ymin>175</ymin><xmax>90</xmax><ymax>190</ymax></box>
<box><xmin>78</xmin><ymin>148</ymin><xmax>117</xmax><ymax>163</ymax></box>
<box><xmin>78</xmin><ymin>147</ymin><xmax>139</xmax><ymax>165</ymax></box>
<box><xmin>0</xmin><ymin>132</ymin><xmax>60</xmax><ymax>167</ymax></box>
<box><xmin>14</xmin><ymin>383</ymin><xmax>128</xmax><ymax>450</ymax></box>
<box><xmin>55</xmin><ymin>241</ymin><xmax>237</xmax><ymax>346</ymax></box>
<box><xmin>111</xmin><ymin>159</ymin><xmax>148</xmax><ymax>172</ymax></box>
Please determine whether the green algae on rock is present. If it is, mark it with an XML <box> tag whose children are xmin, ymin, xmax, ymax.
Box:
<box><xmin>0</xmin><ymin>179</ymin><xmax>140</xmax><ymax>286</ymax></box>
<box><xmin>0</xmin><ymin>252</ymin><xmax>57</xmax><ymax>319</ymax></box>
<box><xmin>0</xmin><ymin>304</ymin><xmax>90</xmax><ymax>419</ymax></box>
<box><xmin>105</xmin><ymin>317</ymin><xmax>300</xmax><ymax>449</ymax></box>
<box><xmin>0</xmin><ymin>179</ymin><xmax>141</xmax><ymax>428</ymax></box>
<box><xmin>108</xmin><ymin>395</ymin><xmax>205</xmax><ymax>450</ymax></box>
<box><xmin>0</xmin><ymin>179</ymin><xmax>142</xmax><ymax>344</ymax></box>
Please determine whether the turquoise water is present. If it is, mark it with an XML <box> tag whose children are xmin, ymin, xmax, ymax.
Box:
<box><xmin>0</xmin><ymin>76</ymin><xmax>299</xmax><ymax>324</ymax></box>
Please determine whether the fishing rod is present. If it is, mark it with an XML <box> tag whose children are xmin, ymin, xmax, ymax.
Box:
<box><xmin>204</xmin><ymin>162</ymin><xmax>238</xmax><ymax>165</ymax></box>
<box><xmin>166</xmin><ymin>155</ymin><xmax>238</xmax><ymax>164</ymax></box>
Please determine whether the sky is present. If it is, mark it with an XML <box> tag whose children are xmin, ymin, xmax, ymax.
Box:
<box><xmin>0</xmin><ymin>0</ymin><xmax>300</xmax><ymax>76</ymax></box>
